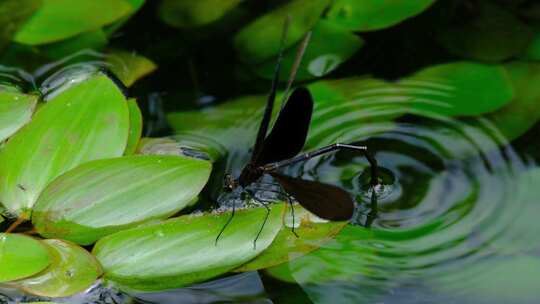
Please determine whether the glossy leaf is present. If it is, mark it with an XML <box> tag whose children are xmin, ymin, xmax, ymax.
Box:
<box><xmin>436</xmin><ymin>2</ymin><xmax>534</xmax><ymax>62</ymax></box>
<box><xmin>406</xmin><ymin>61</ymin><xmax>514</xmax><ymax>116</ymax></box>
<box><xmin>125</xmin><ymin>99</ymin><xmax>143</xmax><ymax>155</ymax></box>
<box><xmin>11</xmin><ymin>239</ymin><xmax>102</xmax><ymax>297</ymax></box>
<box><xmin>0</xmin><ymin>91</ymin><xmax>37</xmax><ymax>142</ymax></box>
<box><xmin>41</xmin><ymin>30</ymin><xmax>108</xmax><ymax>59</ymax></box>
<box><xmin>0</xmin><ymin>0</ymin><xmax>41</xmax><ymax>51</ymax></box>
<box><xmin>325</xmin><ymin>0</ymin><xmax>436</xmax><ymax>32</ymax></box>
<box><xmin>254</xmin><ymin>20</ymin><xmax>363</xmax><ymax>81</ymax></box>
<box><xmin>0</xmin><ymin>233</ymin><xmax>51</xmax><ymax>283</ymax></box>
<box><xmin>234</xmin><ymin>0</ymin><xmax>331</xmax><ymax>64</ymax></box>
<box><xmin>159</xmin><ymin>0</ymin><xmax>242</xmax><ymax>28</ymax></box>
<box><xmin>0</xmin><ymin>74</ymin><xmax>130</xmax><ymax>218</ymax></box>
<box><xmin>235</xmin><ymin>205</ymin><xmax>347</xmax><ymax>272</ymax></box>
<box><xmin>137</xmin><ymin>137</ymin><xmax>217</xmax><ymax>162</ymax></box>
<box><xmin>108</xmin><ymin>50</ymin><xmax>157</xmax><ymax>87</ymax></box>
<box><xmin>93</xmin><ymin>205</ymin><xmax>285</xmax><ymax>291</ymax></box>
<box><xmin>33</xmin><ymin>155</ymin><xmax>212</xmax><ymax>245</ymax></box>
<box><xmin>14</xmin><ymin>0</ymin><xmax>133</xmax><ymax>45</ymax></box>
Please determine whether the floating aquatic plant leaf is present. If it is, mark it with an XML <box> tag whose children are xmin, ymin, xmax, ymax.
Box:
<box><xmin>137</xmin><ymin>137</ymin><xmax>217</xmax><ymax>162</ymax></box>
<box><xmin>405</xmin><ymin>61</ymin><xmax>514</xmax><ymax>116</ymax></box>
<box><xmin>108</xmin><ymin>50</ymin><xmax>157</xmax><ymax>87</ymax></box>
<box><xmin>41</xmin><ymin>30</ymin><xmax>108</xmax><ymax>59</ymax></box>
<box><xmin>93</xmin><ymin>205</ymin><xmax>285</xmax><ymax>291</ymax></box>
<box><xmin>234</xmin><ymin>0</ymin><xmax>331</xmax><ymax>64</ymax></box>
<box><xmin>14</xmin><ymin>0</ymin><xmax>133</xmax><ymax>45</ymax></box>
<box><xmin>33</xmin><ymin>155</ymin><xmax>212</xmax><ymax>245</ymax></box>
<box><xmin>0</xmin><ymin>91</ymin><xmax>37</xmax><ymax>142</ymax></box>
<box><xmin>482</xmin><ymin>61</ymin><xmax>540</xmax><ymax>141</ymax></box>
<box><xmin>235</xmin><ymin>205</ymin><xmax>347</xmax><ymax>272</ymax></box>
<box><xmin>0</xmin><ymin>0</ymin><xmax>41</xmax><ymax>51</ymax></box>
<box><xmin>0</xmin><ymin>74</ymin><xmax>130</xmax><ymax>218</ymax></box>
<box><xmin>104</xmin><ymin>0</ymin><xmax>146</xmax><ymax>36</ymax></box>
<box><xmin>325</xmin><ymin>0</ymin><xmax>436</xmax><ymax>32</ymax></box>
<box><xmin>436</xmin><ymin>2</ymin><xmax>534</xmax><ymax>62</ymax></box>
<box><xmin>159</xmin><ymin>0</ymin><xmax>242</xmax><ymax>28</ymax></box>
<box><xmin>254</xmin><ymin>20</ymin><xmax>363</xmax><ymax>81</ymax></box>
<box><xmin>125</xmin><ymin>99</ymin><xmax>143</xmax><ymax>155</ymax></box>
<box><xmin>11</xmin><ymin>239</ymin><xmax>102</xmax><ymax>297</ymax></box>
<box><xmin>0</xmin><ymin>233</ymin><xmax>50</xmax><ymax>283</ymax></box>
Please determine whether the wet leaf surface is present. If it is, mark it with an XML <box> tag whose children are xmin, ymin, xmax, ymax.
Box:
<box><xmin>107</xmin><ymin>50</ymin><xmax>157</xmax><ymax>87</ymax></box>
<box><xmin>0</xmin><ymin>233</ymin><xmax>50</xmax><ymax>283</ymax></box>
<box><xmin>0</xmin><ymin>73</ymin><xmax>130</xmax><ymax>218</ymax></box>
<box><xmin>159</xmin><ymin>0</ymin><xmax>242</xmax><ymax>28</ymax></box>
<box><xmin>0</xmin><ymin>90</ymin><xmax>37</xmax><ymax>142</ymax></box>
<box><xmin>93</xmin><ymin>205</ymin><xmax>285</xmax><ymax>291</ymax></box>
<box><xmin>33</xmin><ymin>155</ymin><xmax>211</xmax><ymax>245</ymax></box>
<box><xmin>125</xmin><ymin>99</ymin><xmax>143</xmax><ymax>155</ymax></box>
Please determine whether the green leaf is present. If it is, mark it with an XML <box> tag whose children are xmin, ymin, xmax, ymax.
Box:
<box><xmin>0</xmin><ymin>74</ymin><xmax>130</xmax><ymax>218</ymax></box>
<box><xmin>137</xmin><ymin>136</ymin><xmax>218</xmax><ymax>162</ymax></box>
<box><xmin>436</xmin><ymin>2</ymin><xmax>534</xmax><ymax>62</ymax></box>
<box><xmin>235</xmin><ymin>205</ymin><xmax>347</xmax><ymax>272</ymax></box>
<box><xmin>406</xmin><ymin>61</ymin><xmax>514</xmax><ymax>116</ymax></box>
<box><xmin>523</xmin><ymin>28</ymin><xmax>540</xmax><ymax>61</ymax></box>
<box><xmin>14</xmin><ymin>0</ymin><xmax>133</xmax><ymax>45</ymax></box>
<box><xmin>104</xmin><ymin>0</ymin><xmax>146</xmax><ymax>36</ymax></box>
<box><xmin>93</xmin><ymin>204</ymin><xmax>285</xmax><ymax>291</ymax></box>
<box><xmin>11</xmin><ymin>239</ymin><xmax>102</xmax><ymax>297</ymax></box>
<box><xmin>33</xmin><ymin>155</ymin><xmax>212</xmax><ymax>245</ymax></box>
<box><xmin>0</xmin><ymin>0</ymin><xmax>41</xmax><ymax>51</ymax></box>
<box><xmin>234</xmin><ymin>0</ymin><xmax>331</xmax><ymax>64</ymax></box>
<box><xmin>0</xmin><ymin>91</ymin><xmax>37</xmax><ymax>142</ymax></box>
<box><xmin>125</xmin><ymin>99</ymin><xmax>143</xmax><ymax>155</ymax></box>
<box><xmin>159</xmin><ymin>0</ymin><xmax>242</xmax><ymax>28</ymax></box>
<box><xmin>0</xmin><ymin>233</ymin><xmax>51</xmax><ymax>283</ymax></box>
<box><xmin>107</xmin><ymin>50</ymin><xmax>157</xmax><ymax>87</ymax></box>
<box><xmin>40</xmin><ymin>30</ymin><xmax>108</xmax><ymax>59</ymax></box>
<box><xmin>325</xmin><ymin>0</ymin><xmax>436</xmax><ymax>32</ymax></box>
<box><xmin>483</xmin><ymin>61</ymin><xmax>540</xmax><ymax>141</ymax></box>
<box><xmin>254</xmin><ymin>20</ymin><xmax>363</xmax><ymax>81</ymax></box>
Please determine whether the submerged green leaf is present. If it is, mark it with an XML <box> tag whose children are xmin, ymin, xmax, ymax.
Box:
<box><xmin>108</xmin><ymin>50</ymin><xmax>157</xmax><ymax>87</ymax></box>
<box><xmin>406</xmin><ymin>61</ymin><xmax>514</xmax><ymax>116</ymax></box>
<box><xmin>234</xmin><ymin>0</ymin><xmax>331</xmax><ymax>64</ymax></box>
<box><xmin>159</xmin><ymin>0</ymin><xmax>242</xmax><ymax>28</ymax></box>
<box><xmin>0</xmin><ymin>91</ymin><xmax>37</xmax><ymax>142</ymax></box>
<box><xmin>0</xmin><ymin>0</ymin><xmax>41</xmax><ymax>51</ymax></box>
<box><xmin>93</xmin><ymin>205</ymin><xmax>285</xmax><ymax>291</ymax></box>
<box><xmin>436</xmin><ymin>2</ymin><xmax>534</xmax><ymax>62</ymax></box>
<box><xmin>11</xmin><ymin>239</ymin><xmax>102</xmax><ymax>297</ymax></box>
<box><xmin>33</xmin><ymin>155</ymin><xmax>212</xmax><ymax>245</ymax></box>
<box><xmin>325</xmin><ymin>0</ymin><xmax>436</xmax><ymax>31</ymax></box>
<box><xmin>0</xmin><ymin>233</ymin><xmax>51</xmax><ymax>283</ymax></box>
<box><xmin>41</xmin><ymin>30</ymin><xmax>108</xmax><ymax>59</ymax></box>
<box><xmin>125</xmin><ymin>99</ymin><xmax>143</xmax><ymax>155</ymax></box>
<box><xmin>483</xmin><ymin>61</ymin><xmax>540</xmax><ymax>141</ymax></box>
<box><xmin>254</xmin><ymin>20</ymin><xmax>363</xmax><ymax>81</ymax></box>
<box><xmin>14</xmin><ymin>0</ymin><xmax>133</xmax><ymax>45</ymax></box>
<box><xmin>0</xmin><ymin>74</ymin><xmax>130</xmax><ymax>218</ymax></box>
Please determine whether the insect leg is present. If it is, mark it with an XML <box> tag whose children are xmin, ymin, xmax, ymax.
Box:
<box><xmin>215</xmin><ymin>198</ymin><xmax>236</xmax><ymax>246</ymax></box>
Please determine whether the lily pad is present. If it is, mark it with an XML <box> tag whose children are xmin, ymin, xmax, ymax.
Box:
<box><xmin>0</xmin><ymin>90</ymin><xmax>37</xmax><ymax>142</ymax></box>
<box><xmin>125</xmin><ymin>99</ymin><xmax>143</xmax><ymax>155</ymax></box>
<box><xmin>14</xmin><ymin>0</ymin><xmax>133</xmax><ymax>45</ymax></box>
<box><xmin>235</xmin><ymin>205</ymin><xmax>347</xmax><ymax>272</ymax></box>
<box><xmin>325</xmin><ymin>0</ymin><xmax>436</xmax><ymax>32</ymax></box>
<box><xmin>0</xmin><ymin>233</ymin><xmax>51</xmax><ymax>283</ymax></box>
<box><xmin>93</xmin><ymin>204</ymin><xmax>285</xmax><ymax>291</ymax></box>
<box><xmin>11</xmin><ymin>239</ymin><xmax>102</xmax><ymax>297</ymax></box>
<box><xmin>234</xmin><ymin>0</ymin><xmax>331</xmax><ymax>64</ymax></box>
<box><xmin>33</xmin><ymin>155</ymin><xmax>212</xmax><ymax>245</ymax></box>
<box><xmin>0</xmin><ymin>73</ymin><xmax>130</xmax><ymax>218</ymax></box>
<box><xmin>436</xmin><ymin>2</ymin><xmax>534</xmax><ymax>62</ymax></box>
<box><xmin>159</xmin><ymin>0</ymin><xmax>242</xmax><ymax>28</ymax></box>
<box><xmin>254</xmin><ymin>20</ymin><xmax>363</xmax><ymax>81</ymax></box>
<box><xmin>107</xmin><ymin>50</ymin><xmax>157</xmax><ymax>87</ymax></box>
<box><xmin>0</xmin><ymin>0</ymin><xmax>41</xmax><ymax>51</ymax></box>
<box><xmin>406</xmin><ymin>61</ymin><xmax>514</xmax><ymax>116</ymax></box>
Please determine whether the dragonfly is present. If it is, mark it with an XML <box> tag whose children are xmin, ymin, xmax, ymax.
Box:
<box><xmin>217</xmin><ymin>18</ymin><xmax>379</xmax><ymax>247</ymax></box>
